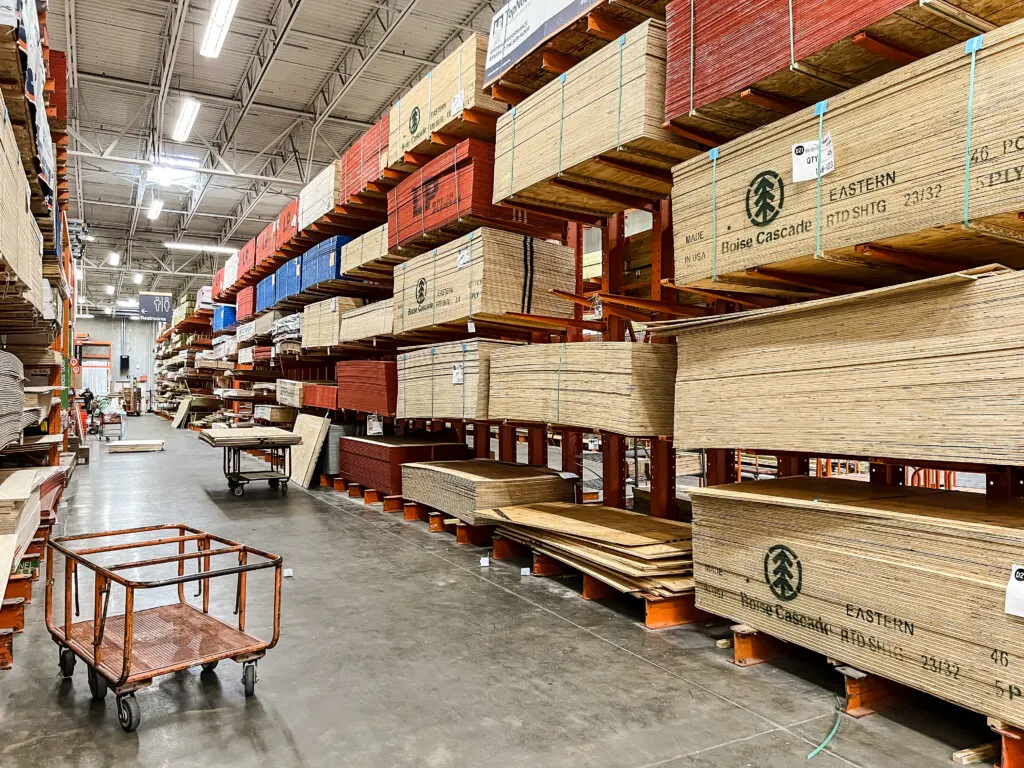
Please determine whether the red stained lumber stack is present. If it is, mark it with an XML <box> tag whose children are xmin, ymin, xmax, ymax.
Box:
<box><xmin>335</xmin><ymin>361</ymin><xmax>397</xmax><ymax>416</ymax></box>
<box><xmin>337</xmin><ymin>436</ymin><xmax>471</xmax><ymax>496</ymax></box>
<box><xmin>253</xmin><ymin>346</ymin><xmax>273</xmax><ymax>363</ymax></box>
<box><xmin>257</xmin><ymin>220</ymin><xmax>278</xmax><ymax>266</ymax></box>
<box><xmin>238</xmin><ymin>238</ymin><xmax>256</xmax><ymax>278</ymax></box>
<box><xmin>276</xmin><ymin>199</ymin><xmax>300</xmax><ymax>254</ymax></box>
<box><xmin>303</xmin><ymin>383</ymin><xmax>339</xmax><ymax>410</ymax></box>
<box><xmin>387</xmin><ymin>138</ymin><xmax>565</xmax><ymax>253</ymax></box>
<box><xmin>237</xmin><ymin>287</ymin><xmax>255</xmax><ymax>321</ymax></box>
<box><xmin>342</xmin><ymin>114</ymin><xmax>395</xmax><ymax>204</ymax></box>
<box><xmin>213</xmin><ymin>268</ymin><xmax>224</xmax><ymax>301</ymax></box>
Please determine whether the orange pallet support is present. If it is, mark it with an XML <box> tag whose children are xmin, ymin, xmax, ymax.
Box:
<box><xmin>0</xmin><ymin>629</ymin><xmax>12</xmax><ymax>670</ymax></box>
<box><xmin>526</xmin><ymin>426</ymin><xmax>547</xmax><ymax>467</ymax></box>
<box><xmin>498</xmin><ymin>424</ymin><xmax>516</xmax><ymax>463</ymax></box>
<box><xmin>731</xmin><ymin>624</ymin><xmax>781</xmax><ymax>667</ymax></box>
<box><xmin>602</xmin><ymin>433</ymin><xmax>626</xmax><ymax>509</ymax></box>
<box><xmin>644</xmin><ymin>594</ymin><xmax>704</xmax><ymax>630</ymax></box>
<box><xmin>492</xmin><ymin>535</ymin><xmax>529</xmax><ymax>562</ymax></box>
<box><xmin>650</xmin><ymin>437</ymin><xmax>675</xmax><ymax>519</ymax></box>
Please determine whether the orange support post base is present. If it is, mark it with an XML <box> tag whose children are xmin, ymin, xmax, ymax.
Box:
<box><xmin>333</xmin><ymin>477</ymin><xmax>348</xmax><ymax>492</ymax></box>
<box><xmin>644</xmin><ymin>593</ymin><xmax>705</xmax><ymax>630</ymax></box>
<box><xmin>383</xmin><ymin>495</ymin><xmax>404</xmax><ymax>513</ymax></box>
<box><xmin>347</xmin><ymin>484</ymin><xmax>363</xmax><ymax>499</ymax></box>
<box><xmin>582</xmin><ymin>574</ymin><xmax>616</xmax><ymax>600</ymax></box>
<box><xmin>836</xmin><ymin>665</ymin><xmax>898</xmax><ymax>718</ymax></box>
<box><xmin>499</xmin><ymin>424</ymin><xmax>517</xmax><ymax>463</ymax></box>
<box><xmin>492</xmin><ymin>536</ymin><xmax>529</xmax><ymax>561</ymax></box>
<box><xmin>404</xmin><ymin>502</ymin><xmax>430</xmax><ymax>523</ymax></box>
<box><xmin>731</xmin><ymin>624</ymin><xmax>782</xmax><ymax>667</ymax></box>
<box><xmin>991</xmin><ymin>722</ymin><xmax>1024</xmax><ymax>768</ymax></box>
<box><xmin>0</xmin><ymin>598</ymin><xmax>25</xmax><ymax>633</ymax></box>
<box><xmin>363</xmin><ymin>489</ymin><xmax>383</xmax><ymax>504</ymax></box>
<box><xmin>456</xmin><ymin>523</ymin><xmax>494</xmax><ymax>546</ymax></box>
<box><xmin>4</xmin><ymin>574</ymin><xmax>31</xmax><ymax>604</ymax></box>
<box><xmin>320</xmin><ymin>474</ymin><xmax>335</xmax><ymax>488</ymax></box>
<box><xmin>428</xmin><ymin>512</ymin><xmax>448</xmax><ymax>533</ymax></box>
<box><xmin>532</xmin><ymin>552</ymin><xmax>572</xmax><ymax>577</ymax></box>
<box><xmin>0</xmin><ymin>629</ymin><xmax>11</xmax><ymax>670</ymax></box>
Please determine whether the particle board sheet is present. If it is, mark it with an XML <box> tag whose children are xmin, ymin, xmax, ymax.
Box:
<box><xmin>492</xmin><ymin>19</ymin><xmax>695</xmax><ymax>219</ymax></box>
<box><xmin>289</xmin><ymin>414</ymin><xmax>330</xmax><ymax>488</ymax></box>
<box><xmin>337</xmin><ymin>435</ymin><xmax>472</xmax><ymax>496</ymax></box>
<box><xmin>400</xmin><ymin>460</ymin><xmax>576</xmax><ymax>524</ymax></box>
<box><xmin>341</xmin><ymin>224</ymin><xmax>401</xmax><ymax>281</ymax></box>
<box><xmin>198</xmin><ymin>427</ymin><xmax>302</xmax><ymax>447</ymax></box>
<box><xmin>672</xmin><ymin>18</ymin><xmax>1024</xmax><ymax>293</ymax></box>
<box><xmin>301</xmin><ymin>297</ymin><xmax>366</xmax><ymax>349</ymax></box>
<box><xmin>691</xmin><ymin>476</ymin><xmax>1024</xmax><ymax>729</ymax></box>
<box><xmin>335</xmin><ymin>361</ymin><xmax>397</xmax><ymax>416</ymax></box>
<box><xmin>488</xmin><ymin>342</ymin><xmax>676</xmax><ymax>436</ymax></box>
<box><xmin>661</xmin><ymin>265</ymin><xmax>1024</xmax><ymax>465</ymax></box>
<box><xmin>664</xmin><ymin>0</ymin><xmax>1024</xmax><ymax>143</ymax></box>
<box><xmin>388</xmin><ymin>35</ymin><xmax>505</xmax><ymax>172</ymax></box>
<box><xmin>298</xmin><ymin>161</ymin><xmax>342</xmax><ymax>232</ymax></box>
<box><xmin>338</xmin><ymin>299</ymin><xmax>393</xmax><ymax>343</ymax></box>
<box><xmin>396</xmin><ymin>339</ymin><xmax>523</xmax><ymax>420</ymax></box>
<box><xmin>277</xmin><ymin>380</ymin><xmax>305</xmax><ymax>408</ymax></box>
<box><xmin>392</xmin><ymin>227</ymin><xmax>575</xmax><ymax>335</ymax></box>
<box><xmin>106</xmin><ymin>441</ymin><xmax>165</xmax><ymax>453</ymax></box>
<box><xmin>171</xmin><ymin>397</ymin><xmax>192</xmax><ymax>429</ymax></box>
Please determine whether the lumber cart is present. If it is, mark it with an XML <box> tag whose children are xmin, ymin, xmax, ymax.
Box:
<box><xmin>221</xmin><ymin>440</ymin><xmax>292</xmax><ymax>497</ymax></box>
<box><xmin>45</xmin><ymin>524</ymin><xmax>283</xmax><ymax>732</ymax></box>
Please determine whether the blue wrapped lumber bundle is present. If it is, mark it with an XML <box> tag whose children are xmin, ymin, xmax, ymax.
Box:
<box><xmin>276</xmin><ymin>257</ymin><xmax>303</xmax><ymax>304</ymax></box>
<box><xmin>256</xmin><ymin>274</ymin><xmax>276</xmax><ymax>313</ymax></box>
<box><xmin>300</xmin><ymin>236</ymin><xmax>350</xmax><ymax>292</ymax></box>
<box><xmin>212</xmin><ymin>304</ymin><xmax>237</xmax><ymax>332</ymax></box>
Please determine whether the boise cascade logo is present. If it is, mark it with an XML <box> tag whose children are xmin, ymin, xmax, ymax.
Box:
<box><xmin>746</xmin><ymin>170</ymin><xmax>785</xmax><ymax>227</ymax></box>
<box><xmin>415</xmin><ymin>278</ymin><xmax>427</xmax><ymax>305</ymax></box>
<box><xmin>408</xmin><ymin>107</ymin><xmax>421</xmax><ymax>136</ymax></box>
<box><xmin>764</xmin><ymin>544</ymin><xmax>802</xmax><ymax>602</ymax></box>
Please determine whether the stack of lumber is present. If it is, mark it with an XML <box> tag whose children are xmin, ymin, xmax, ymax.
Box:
<box><xmin>388</xmin><ymin>139</ymin><xmax>565</xmax><ymax>253</ymax></box>
<box><xmin>237</xmin><ymin>346</ymin><xmax>255</xmax><ymax>365</ymax></box>
<box><xmin>0</xmin><ymin>469</ymin><xmax>42</xmax><ymax>600</ymax></box>
<box><xmin>392</xmin><ymin>227</ymin><xmax>574</xmax><ymax>334</ymax></box>
<box><xmin>256</xmin><ymin>219</ymin><xmax>278</xmax><ymax>267</ymax></box>
<box><xmin>276</xmin><ymin>199</ymin><xmax>300</xmax><ymax>253</ymax></box>
<box><xmin>671</xmin><ymin>19</ymin><xmax>1024</xmax><ymax>293</ymax></box>
<box><xmin>255</xmin><ymin>309</ymin><xmax>290</xmax><ymax>337</ymax></box>
<box><xmin>298</xmin><ymin>161</ymin><xmax>342</xmax><ymax>232</ymax></box>
<box><xmin>664</xmin><ymin>0</ymin><xmax>1021</xmax><ymax>144</ymax></box>
<box><xmin>477</xmin><ymin>502</ymin><xmax>693</xmax><ymax>598</ymax></box>
<box><xmin>341</xmin><ymin>224</ymin><xmax>400</xmax><ymax>281</ymax></box>
<box><xmin>338</xmin><ymin>435</ymin><xmax>471</xmax><ymax>496</ymax></box>
<box><xmin>289</xmin><ymin>414</ymin><xmax>330</xmax><ymax>488</ymax></box>
<box><xmin>107</xmin><ymin>441</ymin><xmax>165</xmax><ymax>453</ymax></box>
<box><xmin>257</xmin><ymin>274</ymin><xmax>276</xmax><ymax>313</ymax></box>
<box><xmin>397</xmin><ymin>339</ymin><xmax>522</xmax><ymax>420</ymax></box>
<box><xmin>323</xmin><ymin>423</ymin><xmax>359</xmax><ymax>476</ymax></box>
<box><xmin>238</xmin><ymin>239</ymin><xmax>256</xmax><ymax>278</ymax></box>
<box><xmin>492</xmin><ymin>20</ymin><xmax>693</xmax><ymax>219</ymax></box>
<box><xmin>341</xmin><ymin>115</ymin><xmax>393</xmax><ymax>207</ymax></box>
<box><xmin>300</xmin><ymin>235</ymin><xmax>350</xmax><ymax>291</ymax></box>
<box><xmin>236</xmin><ymin>320</ymin><xmax>257</xmax><ymax>343</ymax></box>
<box><xmin>488</xmin><ymin>342</ymin><xmax>676</xmax><ymax>436</ymax></box>
<box><xmin>277</xmin><ymin>380</ymin><xmax>305</xmax><ymax>408</ymax></box>
<box><xmin>302</xmin><ymin>383</ymin><xmax>338</xmax><ymax>410</ymax></box>
<box><xmin>236</xmin><ymin>287</ymin><xmax>255</xmax><ymax>320</ymax></box>
<box><xmin>275</xmin><ymin>258</ymin><xmax>303</xmax><ymax>303</ymax></box>
<box><xmin>0</xmin><ymin>354</ymin><xmax>27</xmax><ymax>444</ymax></box>
<box><xmin>388</xmin><ymin>35</ymin><xmax>505</xmax><ymax>172</ymax></box>
<box><xmin>198</xmin><ymin>427</ymin><xmax>302</xmax><ymax>447</ymax></box>
<box><xmin>659</xmin><ymin>266</ymin><xmax>1024</xmax><ymax>465</ymax></box>
<box><xmin>691</xmin><ymin>476</ymin><xmax>1024</xmax><ymax>730</ymax></box>
<box><xmin>254</xmin><ymin>405</ymin><xmax>298</xmax><ymax>424</ymax></box>
<box><xmin>401</xmin><ymin>460</ymin><xmax>575</xmax><ymax>525</ymax></box>
<box><xmin>335</xmin><ymin>361</ymin><xmax>397</xmax><ymax>415</ymax></box>
<box><xmin>301</xmin><ymin>297</ymin><xmax>366</xmax><ymax>348</ymax></box>
<box><xmin>339</xmin><ymin>299</ymin><xmax>393</xmax><ymax>343</ymax></box>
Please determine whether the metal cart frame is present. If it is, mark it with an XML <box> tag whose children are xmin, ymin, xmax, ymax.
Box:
<box><xmin>45</xmin><ymin>524</ymin><xmax>283</xmax><ymax>732</ymax></box>
<box><xmin>222</xmin><ymin>443</ymin><xmax>292</xmax><ymax>497</ymax></box>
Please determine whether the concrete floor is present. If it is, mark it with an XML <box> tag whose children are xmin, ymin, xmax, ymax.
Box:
<box><xmin>0</xmin><ymin>415</ymin><xmax>993</xmax><ymax>767</ymax></box>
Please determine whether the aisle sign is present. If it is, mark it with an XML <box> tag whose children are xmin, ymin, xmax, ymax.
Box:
<box><xmin>139</xmin><ymin>292</ymin><xmax>173</xmax><ymax>321</ymax></box>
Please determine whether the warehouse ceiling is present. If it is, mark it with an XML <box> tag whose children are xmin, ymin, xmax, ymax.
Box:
<box><xmin>49</xmin><ymin>0</ymin><xmax>497</xmax><ymax>314</ymax></box>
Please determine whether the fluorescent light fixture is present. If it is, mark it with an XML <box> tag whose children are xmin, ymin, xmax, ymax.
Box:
<box><xmin>117</xmin><ymin>298</ymin><xmax>139</xmax><ymax>308</ymax></box>
<box><xmin>104</xmin><ymin>284</ymin><xmax>115</xmax><ymax>295</ymax></box>
<box><xmin>148</xmin><ymin>156</ymin><xmax>201</xmax><ymax>188</ymax></box>
<box><xmin>147</xmin><ymin>197</ymin><xmax>165</xmax><ymax>219</ymax></box>
<box><xmin>75</xmin><ymin>313</ymin><xmax>95</xmax><ymax>319</ymax></box>
<box><xmin>172</xmin><ymin>97</ymin><xmax>201</xmax><ymax>142</ymax></box>
<box><xmin>133</xmin><ymin>272</ymin><xmax>144</xmax><ymax>284</ymax></box>
<box><xmin>104</xmin><ymin>307</ymin><xmax>113</xmax><ymax>315</ymax></box>
<box><xmin>108</xmin><ymin>251</ymin><xmax>120</xmax><ymax>265</ymax></box>
<box><xmin>200</xmin><ymin>0</ymin><xmax>238</xmax><ymax>58</ymax></box>
<box><xmin>163</xmin><ymin>241</ymin><xmax>237</xmax><ymax>255</ymax></box>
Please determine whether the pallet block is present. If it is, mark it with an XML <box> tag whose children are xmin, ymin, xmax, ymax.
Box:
<box><xmin>0</xmin><ymin>598</ymin><xmax>25</xmax><ymax>633</ymax></box>
<box><xmin>4</xmin><ymin>573</ymin><xmax>31</xmax><ymax>604</ymax></box>
<box><xmin>383</xmin><ymin>495</ymin><xmax>403</xmax><ymax>512</ymax></box>
<box><xmin>0</xmin><ymin>629</ymin><xmax>11</xmax><ymax>670</ymax></box>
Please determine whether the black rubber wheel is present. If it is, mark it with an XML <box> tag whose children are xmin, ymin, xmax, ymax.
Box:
<box><xmin>232</xmin><ymin>485</ymin><xmax>244</xmax><ymax>497</ymax></box>
<box><xmin>268</xmin><ymin>479</ymin><xmax>279</xmax><ymax>490</ymax></box>
<box><xmin>201</xmin><ymin>661</ymin><xmax>219</xmax><ymax>672</ymax></box>
<box><xmin>117</xmin><ymin>694</ymin><xmax>141</xmax><ymax>732</ymax></box>
<box><xmin>280</xmin><ymin>482</ymin><xmax>288</xmax><ymax>494</ymax></box>
<box><xmin>242</xmin><ymin>663</ymin><xmax>257</xmax><ymax>697</ymax></box>
<box><xmin>58</xmin><ymin>647</ymin><xmax>76</xmax><ymax>678</ymax></box>
<box><xmin>227</xmin><ymin>479</ymin><xmax>238</xmax><ymax>490</ymax></box>
<box><xmin>88</xmin><ymin>668</ymin><xmax>108</xmax><ymax>700</ymax></box>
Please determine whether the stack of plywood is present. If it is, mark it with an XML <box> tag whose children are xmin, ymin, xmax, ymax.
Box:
<box><xmin>691</xmin><ymin>476</ymin><xmax>1024</xmax><ymax>730</ymax></box>
<box><xmin>392</xmin><ymin>227</ymin><xmax>575</xmax><ymax>335</ymax></box>
<box><xmin>277</xmin><ymin>380</ymin><xmax>305</xmax><ymax>408</ymax></box>
<box><xmin>298</xmin><ymin>161</ymin><xmax>341</xmax><ymax>232</ymax></box>
<box><xmin>476</xmin><ymin>502</ymin><xmax>693</xmax><ymax>597</ymax></box>
<box><xmin>671</xmin><ymin>18</ymin><xmax>1024</xmax><ymax>294</ymax></box>
<box><xmin>335</xmin><ymin>361</ymin><xmax>397</xmax><ymax>415</ymax></box>
<box><xmin>289</xmin><ymin>414</ymin><xmax>330</xmax><ymax>488</ymax></box>
<box><xmin>301</xmin><ymin>297</ymin><xmax>365</xmax><ymax>349</ymax></box>
<box><xmin>339</xmin><ymin>299</ymin><xmax>393</xmax><ymax>343</ymax></box>
<box><xmin>659</xmin><ymin>266</ymin><xmax>1024</xmax><ymax>465</ymax></box>
<box><xmin>254</xmin><ymin>405</ymin><xmax>298</xmax><ymax>424</ymax></box>
<box><xmin>302</xmin><ymin>383</ymin><xmax>338</xmax><ymax>410</ymax></box>
<box><xmin>0</xmin><ymin>351</ymin><xmax>24</xmax><ymax>450</ymax></box>
<box><xmin>396</xmin><ymin>339</ymin><xmax>522</xmax><ymax>420</ymax></box>
<box><xmin>0</xmin><ymin>469</ymin><xmax>42</xmax><ymax>601</ymax></box>
<box><xmin>492</xmin><ymin>19</ymin><xmax>694</xmax><ymax>219</ymax></box>
<box><xmin>401</xmin><ymin>460</ymin><xmax>575</xmax><ymax>524</ymax></box>
<box><xmin>338</xmin><ymin>435</ymin><xmax>471</xmax><ymax>496</ymax></box>
<box><xmin>341</xmin><ymin>224</ymin><xmax>400</xmax><ymax>281</ymax></box>
<box><xmin>388</xmin><ymin>34</ymin><xmax>505</xmax><ymax>172</ymax></box>
<box><xmin>488</xmin><ymin>342</ymin><xmax>676</xmax><ymax>436</ymax></box>
<box><xmin>198</xmin><ymin>427</ymin><xmax>302</xmax><ymax>447</ymax></box>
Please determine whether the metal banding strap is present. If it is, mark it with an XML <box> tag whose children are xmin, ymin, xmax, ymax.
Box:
<box><xmin>460</xmin><ymin>342</ymin><xmax>467</xmax><ymax>421</ymax></box>
<box><xmin>709</xmin><ymin>147</ymin><xmax>720</xmax><ymax>279</ymax></box>
<box><xmin>814</xmin><ymin>99</ymin><xmax>828</xmax><ymax>258</ymax></box>
<box><xmin>430</xmin><ymin>346</ymin><xmax>436</xmax><ymax>419</ymax></box>
<box><xmin>964</xmin><ymin>35</ymin><xmax>985</xmax><ymax>227</ymax></box>
<box><xmin>467</xmin><ymin>231</ymin><xmax>475</xmax><ymax>323</ymax></box>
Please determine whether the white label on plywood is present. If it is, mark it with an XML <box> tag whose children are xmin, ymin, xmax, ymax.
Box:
<box><xmin>451</xmin><ymin>363</ymin><xmax>464</xmax><ymax>385</ymax></box>
<box><xmin>330</xmin><ymin>297</ymin><xmax>338</xmax><ymax>313</ymax></box>
<box><xmin>457</xmin><ymin>246</ymin><xmax>472</xmax><ymax>270</ymax></box>
<box><xmin>367</xmin><ymin>414</ymin><xmax>384</xmax><ymax>435</ymax></box>
<box><xmin>792</xmin><ymin>133</ymin><xmax>835</xmax><ymax>183</ymax></box>
<box><xmin>451</xmin><ymin>90</ymin><xmax>465</xmax><ymax>114</ymax></box>
<box><xmin>1005</xmin><ymin>564</ymin><xmax>1024</xmax><ymax>617</ymax></box>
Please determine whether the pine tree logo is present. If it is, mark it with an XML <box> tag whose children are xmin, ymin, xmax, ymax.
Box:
<box><xmin>764</xmin><ymin>544</ymin><xmax>802</xmax><ymax>602</ymax></box>
<box><xmin>415</xmin><ymin>278</ymin><xmax>427</xmax><ymax>305</ymax></box>
<box><xmin>408</xmin><ymin>107</ymin><xmax>421</xmax><ymax>136</ymax></box>
<box><xmin>745</xmin><ymin>170</ymin><xmax>785</xmax><ymax>227</ymax></box>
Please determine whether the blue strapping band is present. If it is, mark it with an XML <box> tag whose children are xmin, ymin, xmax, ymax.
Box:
<box><xmin>709</xmin><ymin>147</ymin><xmax>719</xmax><ymax>279</ymax></box>
<box><xmin>814</xmin><ymin>100</ymin><xmax>828</xmax><ymax>258</ymax></box>
<box><xmin>964</xmin><ymin>35</ymin><xmax>984</xmax><ymax>227</ymax></box>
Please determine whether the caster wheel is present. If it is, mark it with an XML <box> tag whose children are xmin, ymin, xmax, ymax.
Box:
<box><xmin>228</xmin><ymin>479</ymin><xmax>237</xmax><ymax>490</ymax></box>
<box><xmin>281</xmin><ymin>483</ymin><xmax>288</xmax><ymax>494</ymax></box>
<box><xmin>268</xmin><ymin>479</ymin><xmax>279</xmax><ymax>490</ymax></box>
<box><xmin>58</xmin><ymin>647</ymin><xmax>76</xmax><ymax>678</ymax></box>
<box><xmin>116</xmin><ymin>694</ymin><xmax>141</xmax><ymax>732</ymax></box>
<box><xmin>88</xmin><ymin>668</ymin><xmax>108</xmax><ymax>700</ymax></box>
<box><xmin>201</xmin><ymin>661</ymin><xmax>219</xmax><ymax>672</ymax></box>
<box><xmin>242</xmin><ymin>663</ymin><xmax>257</xmax><ymax>697</ymax></box>
<box><xmin>232</xmin><ymin>485</ymin><xmax>244</xmax><ymax>497</ymax></box>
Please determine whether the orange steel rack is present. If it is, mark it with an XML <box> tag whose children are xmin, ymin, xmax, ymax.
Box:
<box><xmin>45</xmin><ymin>524</ymin><xmax>282</xmax><ymax>732</ymax></box>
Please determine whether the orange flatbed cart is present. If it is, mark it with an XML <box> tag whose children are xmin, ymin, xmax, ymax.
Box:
<box><xmin>45</xmin><ymin>524</ymin><xmax>283</xmax><ymax>732</ymax></box>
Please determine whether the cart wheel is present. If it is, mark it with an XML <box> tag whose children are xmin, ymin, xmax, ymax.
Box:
<box><xmin>117</xmin><ymin>694</ymin><xmax>141</xmax><ymax>732</ymax></box>
<box><xmin>242</xmin><ymin>662</ymin><xmax>257</xmax><ymax>697</ymax></box>
<box><xmin>105</xmin><ymin>436</ymin><xmax>110</xmax><ymax>442</ymax></box>
<box><xmin>232</xmin><ymin>485</ymin><xmax>245</xmax><ymax>497</ymax></box>
<box><xmin>268</xmin><ymin>479</ymin><xmax>279</xmax><ymax>490</ymax></box>
<box><xmin>227</xmin><ymin>479</ymin><xmax>237</xmax><ymax>490</ymax></box>
<box><xmin>58</xmin><ymin>647</ymin><xmax>76</xmax><ymax>678</ymax></box>
<box><xmin>281</xmin><ymin>482</ymin><xmax>288</xmax><ymax>494</ymax></box>
<box><xmin>88</xmin><ymin>667</ymin><xmax>108</xmax><ymax>700</ymax></box>
<box><xmin>201</xmin><ymin>661</ymin><xmax>219</xmax><ymax>672</ymax></box>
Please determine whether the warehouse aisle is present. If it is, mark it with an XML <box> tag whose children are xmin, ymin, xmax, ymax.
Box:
<box><xmin>0</xmin><ymin>416</ymin><xmax>988</xmax><ymax>767</ymax></box>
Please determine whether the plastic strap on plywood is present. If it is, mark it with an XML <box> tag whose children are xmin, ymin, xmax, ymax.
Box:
<box><xmin>963</xmin><ymin>35</ymin><xmax>985</xmax><ymax>228</ymax></box>
<box><xmin>709</xmin><ymin>147</ymin><xmax>720</xmax><ymax>279</ymax></box>
<box><xmin>814</xmin><ymin>99</ymin><xmax>828</xmax><ymax>257</ymax></box>
<box><xmin>509</xmin><ymin>106</ymin><xmax>517</xmax><ymax>191</ymax></box>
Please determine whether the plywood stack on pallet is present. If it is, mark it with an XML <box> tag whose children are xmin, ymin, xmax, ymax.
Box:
<box><xmin>388</xmin><ymin>35</ymin><xmax>505</xmax><ymax>172</ymax></box>
<box><xmin>298</xmin><ymin>161</ymin><xmax>343</xmax><ymax>232</ymax></box>
<box><xmin>337</xmin><ymin>436</ymin><xmax>471</xmax><ymax>496</ymax></box>
<box><xmin>0</xmin><ymin>469</ymin><xmax>41</xmax><ymax>603</ymax></box>
<box><xmin>691</xmin><ymin>476</ymin><xmax>1024</xmax><ymax>729</ymax></box>
<box><xmin>0</xmin><ymin>352</ymin><xmax>24</xmax><ymax>449</ymax></box>
<box><xmin>253</xmin><ymin>405</ymin><xmax>298</xmax><ymax>424</ymax></box>
<box><xmin>488</xmin><ymin>342</ymin><xmax>676</xmax><ymax>436</ymax></box>
<box><xmin>401</xmin><ymin>460</ymin><xmax>576</xmax><ymax>524</ymax></box>
<box><xmin>341</xmin><ymin>224</ymin><xmax>401</xmax><ymax>281</ymax></box>
<box><xmin>656</xmin><ymin>266</ymin><xmax>1024</xmax><ymax>464</ymax></box>
<box><xmin>277</xmin><ymin>380</ymin><xmax>305</xmax><ymax>408</ymax></box>
<box><xmin>301</xmin><ymin>297</ymin><xmax>366</xmax><ymax>349</ymax></box>
<box><xmin>301</xmin><ymin>383</ymin><xmax>338</xmax><ymax>410</ymax></box>
<box><xmin>339</xmin><ymin>299</ymin><xmax>393</xmax><ymax>343</ymax></box>
<box><xmin>671</xmin><ymin>18</ymin><xmax>1024</xmax><ymax>294</ymax></box>
<box><xmin>335</xmin><ymin>361</ymin><xmax>397</xmax><ymax>415</ymax></box>
<box><xmin>664</xmin><ymin>0</ymin><xmax>1023</xmax><ymax>145</ymax></box>
<box><xmin>492</xmin><ymin>19</ymin><xmax>694</xmax><ymax>219</ymax></box>
<box><xmin>198</xmin><ymin>427</ymin><xmax>302</xmax><ymax>447</ymax></box>
<box><xmin>476</xmin><ymin>502</ymin><xmax>693</xmax><ymax>598</ymax></box>
<box><xmin>392</xmin><ymin>228</ymin><xmax>575</xmax><ymax>335</ymax></box>
<box><xmin>397</xmin><ymin>339</ymin><xmax>522</xmax><ymax>420</ymax></box>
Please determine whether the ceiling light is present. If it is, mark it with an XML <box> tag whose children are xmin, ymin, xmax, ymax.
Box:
<box><xmin>104</xmin><ymin>307</ymin><xmax>113</xmax><ymax>315</ymax></box>
<box><xmin>117</xmin><ymin>298</ymin><xmax>139</xmax><ymax>308</ymax></box>
<box><xmin>147</xmin><ymin>197</ymin><xmax>165</xmax><ymax>220</ymax></box>
<box><xmin>172</xmin><ymin>97</ymin><xmax>201</xmax><ymax>142</ymax></box>
<box><xmin>133</xmin><ymin>272</ymin><xmax>144</xmax><ymax>284</ymax></box>
<box><xmin>75</xmin><ymin>313</ymin><xmax>95</xmax><ymax>319</ymax></box>
<box><xmin>108</xmin><ymin>251</ymin><xmax>120</xmax><ymax>265</ymax></box>
<box><xmin>163</xmin><ymin>241</ymin><xmax>237</xmax><ymax>255</ymax></box>
<box><xmin>104</xmin><ymin>284</ymin><xmax>115</xmax><ymax>295</ymax></box>
<box><xmin>200</xmin><ymin>0</ymin><xmax>239</xmax><ymax>58</ymax></box>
